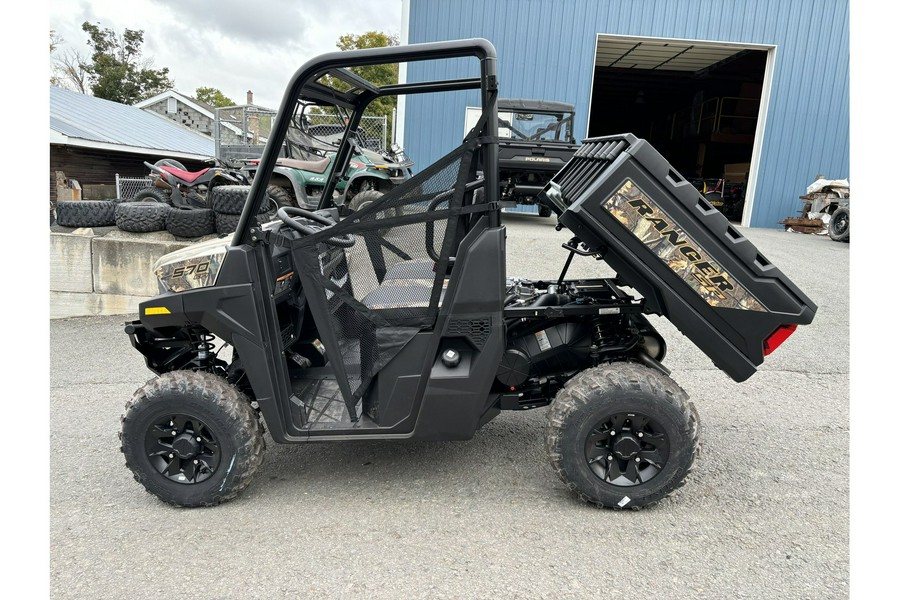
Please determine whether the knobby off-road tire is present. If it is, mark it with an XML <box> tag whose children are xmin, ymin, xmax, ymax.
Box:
<box><xmin>347</xmin><ymin>189</ymin><xmax>383</xmax><ymax>212</ymax></box>
<box><xmin>166</xmin><ymin>207</ymin><xmax>215</xmax><ymax>238</ymax></box>
<box><xmin>348</xmin><ymin>189</ymin><xmax>399</xmax><ymax>234</ymax></box>
<box><xmin>267</xmin><ymin>185</ymin><xmax>295</xmax><ymax>209</ymax></box>
<box><xmin>829</xmin><ymin>207</ymin><xmax>849</xmax><ymax>242</ymax></box>
<box><xmin>133</xmin><ymin>187</ymin><xmax>172</xmax><ymax>205</ymax></box>
<box><xmin>214</xmin><ymin>211</ymin><xmax>275</xmax><ymax>235</ymax></box>
<box><xmin>55</xmin><ymin>200</ymin><xmax>116</xmax><ymax>227</ymax></box>
<box><xmin>210</xmin><ymin>185</ymin><xmax>272</xmax><ymax>215</ymax></box>
<box><xmin>546</xmin><ymin>362</ymin><xmax>700</xmax><ymax>510</ymax></box>
<box><xmin>120</xmin><ymin>370</ymin><xmax>265</xmax><ymax>507</ymax></box>
<box><xmin>115</xmin><ymin>201</ymin><xmax>170</xmax><ymax>233</ymax></box>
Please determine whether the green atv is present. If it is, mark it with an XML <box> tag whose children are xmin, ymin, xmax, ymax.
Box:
<box><xmin>241</xmin><ymin>106</ymin><xmax>413</xmax><ymax>212</ymax></box>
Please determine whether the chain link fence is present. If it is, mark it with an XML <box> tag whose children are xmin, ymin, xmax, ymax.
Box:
<box><xmin>116</xmin><ymin>174</ymin><xmax>153</xmax><ymax>199</ymax></box>
<box><xmin>305</xmin><ymin>113</ymin><xmax>388</xmax><ymax>152</ymax></box>
<box><xmin>214</xmin><ymin>104</ymin><xmax>389</xmax><ymax>161</ymax></box>
<box><xmin>214</xmin><ymin>105</ymin><xmax>277</xmax><ymax>162</ymax></box>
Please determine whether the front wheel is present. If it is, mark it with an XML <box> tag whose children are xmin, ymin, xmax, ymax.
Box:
<box><xmin>546</xmin><ymin>362</ymin><xmax>700</xmax><ymax>509</ymax></box>
<box><xmin>829</xmin><ymin>207</ymin><xmax>849</xmax><ymax>242</ymax></box>
<box><xmin>120</xmin><ymin>371</ymin><xmax>265</xmax><ymax>507</ymax></box>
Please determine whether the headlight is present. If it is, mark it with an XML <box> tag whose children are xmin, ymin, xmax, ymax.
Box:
<box><xmin>153</xmin><ymin>236</ymin><xmax>232</xmax><ymax>293</ymax></box>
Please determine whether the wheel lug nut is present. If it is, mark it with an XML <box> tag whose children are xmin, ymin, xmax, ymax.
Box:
<box><xmin>635</xmin><ymin>457</ymin><xmax>641</xmax><ymax>462</ymax></box>
<box><xmin>637</xmin><ymin>432</ymin><xmax>643</xmax><ymax>438</ymax></box>
<box><xmin>607</xmin><ymin>455</ymin><xmax>613</xmax><ymax>461</ymax></box>
<box><xmin>168</xmin><ymin>453</ymin><xmax>174</xmax><ymax>458</ymax></box>
<box><xmin>172</xmin><ymin>430</ymin><xmax>177</xmax><ymax>435</ymax></box>
<box><xmin>610</xmin><ymin>430</ymin><xmax>616</xmax><ymax>436</ymax></box>
<box><xmin>197</xmin><ymin>436</ymin><xmax>202</xmax><ymax>442</ymax></box>
<box><xmin>193</xmin><ymin>459</ymin><xmax>199</xmax><ymax>465</ymax></box>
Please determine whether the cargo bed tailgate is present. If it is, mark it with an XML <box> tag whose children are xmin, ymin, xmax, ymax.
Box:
<box><xmin>543</xmin><ymin>134</ymin><xmax>816</xmax><ymax>381</ymax></box>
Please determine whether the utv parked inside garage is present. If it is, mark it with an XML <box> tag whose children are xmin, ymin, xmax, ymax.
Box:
<box><xmin>120</xmin><ymin>39</ymin><xmax>816</xmax><ymax>509</ymax></box>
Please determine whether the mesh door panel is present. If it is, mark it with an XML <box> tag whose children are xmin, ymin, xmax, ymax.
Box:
<box><xmin>292</xmin><ymin>142</ymin><xmax>478</xmax><ymax>412</ymax></box>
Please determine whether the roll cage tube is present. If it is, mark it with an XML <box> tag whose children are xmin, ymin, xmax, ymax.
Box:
<box><xmin>233</xmin><ymin>38</ymin><xmax>499</xmax><ymax>246</ymax></box>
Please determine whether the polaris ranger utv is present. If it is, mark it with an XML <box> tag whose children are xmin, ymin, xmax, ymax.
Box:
<box><xmin>120</xmin><ymin>39</ymin><xmax>816</xmax><ymax>509</ymax></box>
<box><xmin>496</xmin><ymin>98</ymin><xmax>580</xmax><ymax>217</ymax></box>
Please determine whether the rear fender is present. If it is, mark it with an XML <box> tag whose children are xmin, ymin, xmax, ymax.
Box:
<box><xmin>272</xmin><ymin>166</ymin><xmax>310</xmax><ymax>203</ymax></box>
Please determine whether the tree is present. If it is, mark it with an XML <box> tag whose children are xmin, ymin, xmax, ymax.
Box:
<box><xmin>195</xmin><ymin>87</ymin><xmax>235</xmax><ymax>108</ymax></box>
<box><xmin>80</xmin><ymin>21</ymin><xmax>173</xmax><ymax>104</ymax></box>
<box><xmin>50</xmin><ymin>30</ymin><xmax>89</xmax><ymax>94</ymax></box>
<box><xmin>333</xmin><ymin>31</ymin><xmax>399</xmax><ymax>144</ymax></box>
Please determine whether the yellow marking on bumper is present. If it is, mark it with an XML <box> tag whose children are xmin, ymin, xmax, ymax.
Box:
<box><xmin>145</xmin><ymin>307</ymin><xmax>171</xmax><ymax>315</ymax></box>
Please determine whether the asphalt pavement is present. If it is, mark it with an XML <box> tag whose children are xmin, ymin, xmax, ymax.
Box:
<box><xmin>49</xmin><ymin>214</ymin><xmax>849</xmax><ymax>599</ymax></box>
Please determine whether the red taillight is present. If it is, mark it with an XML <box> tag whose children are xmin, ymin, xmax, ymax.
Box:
<box><xmin>763</xmin><ymin>324</ymin><xmax>798</xmax><ymax>356</ymax></box>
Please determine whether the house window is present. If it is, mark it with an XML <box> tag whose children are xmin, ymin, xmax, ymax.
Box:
<box><xmin>166</xmin><ymin>97</ymin><xmax>177</xmax><ymax>114</ymax></box>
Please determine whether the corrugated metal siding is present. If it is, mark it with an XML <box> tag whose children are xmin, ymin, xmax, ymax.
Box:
<box><xmin>405</xmin><ymin>0</ymin><xmax>849</xmax><ymax>227</ymax></box>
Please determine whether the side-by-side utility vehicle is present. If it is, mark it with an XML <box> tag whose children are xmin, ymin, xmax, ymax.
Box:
<box><xmin>120</xmin><ymin>39</ymin><xmax>816</xmax><ymax>509</ymax></box>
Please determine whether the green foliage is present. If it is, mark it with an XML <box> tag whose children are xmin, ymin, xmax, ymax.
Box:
<box><xmin>331</xmin><ymin>31</ymin><xmax>399</xmax><ymax>143</ymax></box>
<box><xmin>81</xmin><ymin>21</ymin><xmax>173</xmax><ymax>104</ymax></box>
<box><xmin>195</xmin><ymin>86</ymin><xmax>235</xmax><ymax>108</ymax></box>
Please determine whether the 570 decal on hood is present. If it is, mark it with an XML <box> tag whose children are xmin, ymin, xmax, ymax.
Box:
<box><xmin>603</xmin><ymin>179</ymin><xmax>766</xmax><ymax>312</ymax></box>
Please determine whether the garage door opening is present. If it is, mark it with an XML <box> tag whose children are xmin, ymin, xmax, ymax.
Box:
<box><xmin>588</xmin><ymin>35</ymin><xmax>774</xmax><ymax>225</ymax></box>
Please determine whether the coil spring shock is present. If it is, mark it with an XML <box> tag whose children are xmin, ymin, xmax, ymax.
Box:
<box><xmin>590</xmin><ymin>315</ymin><xmax>637</xmax><ymax>364</ymax></box>
<box><xmin>193</xmin><ymin>330</ymin><xmax>216</xmax><ymax>365</ymax></box>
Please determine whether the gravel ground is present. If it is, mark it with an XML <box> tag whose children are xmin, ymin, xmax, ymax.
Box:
<box><xmin>49</xmin><ymin>214</ymin><xmax>849</xmax><ymax>599</ymax></box>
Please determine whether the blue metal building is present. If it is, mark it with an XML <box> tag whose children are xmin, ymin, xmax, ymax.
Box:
<box><xmin>398</xmin><ymin>0</ymin><xmax>849</xmax><ymax>228</ymax></box>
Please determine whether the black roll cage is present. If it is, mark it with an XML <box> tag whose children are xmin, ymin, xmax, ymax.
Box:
<box><xmin>233</xmin><ymin>38</ymin><xmax>500</xmax><ymax>246</ymax></box>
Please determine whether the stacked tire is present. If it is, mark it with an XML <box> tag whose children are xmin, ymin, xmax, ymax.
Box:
<box><xmin>166</xmin><ymin>206</ymin><xmax>216</xmax><ymax>238</ymax></box>
<box><xmin>55</xmin><ymin>200</ymin><xmax>117</xmax><ymax>228</ymax></box>
<box><xmin>211</xmin><ymin>185</ymin><xmax>275</xmax><ymax>235</ymax></box>
<box><xmin>114</xmin><ymin>201</ymin><xmax>170</xmax><ymax>233</ymax></box>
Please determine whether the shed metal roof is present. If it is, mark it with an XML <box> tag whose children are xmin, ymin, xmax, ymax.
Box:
<box><xmin>49</xmin><ymin>86</ymin><xmax>214</xmax><ymax>158</ymax></box>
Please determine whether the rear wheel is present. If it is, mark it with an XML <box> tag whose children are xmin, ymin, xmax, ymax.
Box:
<box><xmin>120</xmin><ymin>371</ymin><xmax>265</xmax><ymax>507</ymax></box>
<box><xmin>829</xmin><ymin>207</ymin><xmax>849</xmax><ymax>242</ymax></box>
<box><xmin>133</xmin><ymin>187</ymin><xmax>172</xmax><ymax>205</ymax></box>
<box><xmin>267</xmin><ymin>185</ymin><xmax>295</xmax><ymax>208</ymax></box>
<box><xmin>546</xmin><ymin>362</ymin><xmax>699</xmax><ymax>509</ymax></box>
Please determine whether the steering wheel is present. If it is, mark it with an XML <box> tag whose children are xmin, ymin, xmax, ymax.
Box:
<box><xmin>276</xmin><ymin>206</ymin><xmax>355</xmax><ymax>248</ymax></box>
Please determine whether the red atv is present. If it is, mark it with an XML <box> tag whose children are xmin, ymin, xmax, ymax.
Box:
<box><xmin>134</xmin><ymin>158</ymin><xmax>248</xmax><ymax>209</ymax></box>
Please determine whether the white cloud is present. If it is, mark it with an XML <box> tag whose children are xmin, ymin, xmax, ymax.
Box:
<box><xmin>49</xmin><ymin>0</ymin><xmax>403</xmax><ymax>108</ymax></box>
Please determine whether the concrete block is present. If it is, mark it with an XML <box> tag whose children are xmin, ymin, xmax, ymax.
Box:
<box><xmin>50</xmin><ymin>231</ymin><xmax>95</xmax><ymax>293</ymax></box>
<box><xmin>50</xmin><ymin>291</ymin><xmax>149</xmax><ymax>319</ymax></box>
<box><xmin>92</xmin><ymin>237</ymin><xmax>190</xmax><ymax>297</ymax></box>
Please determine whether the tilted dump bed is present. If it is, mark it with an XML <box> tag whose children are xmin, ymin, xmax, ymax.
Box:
<box><xmin>542</xmin><ymin>134</ymin><xmax>817</xmax><ymax>381</ymax></box>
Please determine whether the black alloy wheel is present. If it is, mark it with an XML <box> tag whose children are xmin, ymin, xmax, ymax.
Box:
<box><xmin>144</xmin><ymin>413</ymin><xmax>221</xmax><ymax>484</ymax></box>
<box><xmin>121</xmin><ymin>370</ymin><xmax>265</xmax><ymax>507</ymax></box>
<box><xmin>584</xmin><ymin>411</ymin><xmax>669</xmax><ymax>487</ymax></box>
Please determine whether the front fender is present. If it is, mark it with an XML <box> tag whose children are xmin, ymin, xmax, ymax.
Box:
<box><xmin>345</xmin><ymin>168</ymin><xmax>392</xmax><ymax>190</ymax></box>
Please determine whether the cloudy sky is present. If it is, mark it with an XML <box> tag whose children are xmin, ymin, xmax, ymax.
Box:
<box><xmin>48</xmin><ymin>0</ymin><xmax>404</xmax><ymax>108</ymax></box>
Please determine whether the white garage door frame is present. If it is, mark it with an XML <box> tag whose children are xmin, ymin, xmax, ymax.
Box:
<box><xmin>589</xmin><ymin>33</ymin><xmax>777</xmax><ymax>227</ymax></box>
